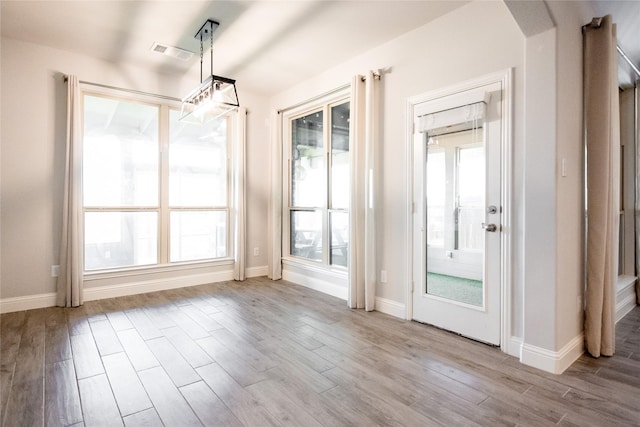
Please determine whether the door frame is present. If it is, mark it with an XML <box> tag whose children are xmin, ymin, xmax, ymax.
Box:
<box><xmin>404</xmin><ymin>69</ymin><xmax>513</xmax><ymax>354</ymax></box>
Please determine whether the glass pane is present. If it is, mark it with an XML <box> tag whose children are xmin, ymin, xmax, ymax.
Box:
<box><xmin>83</xmin><ymin>95</ymin><xmax>159</xmax><ymax>207</ymax></box>
<box><xmin>169</xmin><ymin>110</ymin><xmax>227</xmax><ymax>207</ymax></box>
<box><xmin>290</xmin><ymin>210</ymin><xmax>322</xmax><ymax>261</ymax></box>
<box><xmin>458</xmin><ymin>146</ymin><xmax>484</xmax><ymax>207</ymax></box>
<box><xmin>85</xmin><ymin>211</ymin><xmax>157</xmax><ymax>270</ymax></box>
<box><xmin>426</xmin><ymin>148</ymin><xmax>445</xmax><ymax>247</ymax></box>
<box><xmin>456</xmin><ymin>146</ymin><xmax>484</xmax><ymax>251</ymax></box>
<box><xmin>330</xmin><ymin>211</ymin><xmax>348</xmax><ymax>267</ymax></box>
<box><xmin>456</xmin><ymin>207</ymin><xmax>484</xmax><ymax>251</ymax></box>
<box><xmin>291</xmin><ymin>110</ymin><xmax>324</xmax><ymax>207</ymax></box>
<box><xmin>170</xmin><ymin>211</ymin><xmax>227</xmax><ymax>262</ymax></box>
<box><xmin>331</xmin><ymin>102</ymin><xmax>350</xmax><ymax>209</ymax></box>
<box><xmin>425</xmin><ymin>127</ymin><xmax>484</xmax><ymax>307</ymax></box>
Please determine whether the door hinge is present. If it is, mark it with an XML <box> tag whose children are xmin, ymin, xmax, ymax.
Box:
<box><xmin>411</xmin><ymin>281</ymin><xmax>415</xmax><ymax>292</ymax></box>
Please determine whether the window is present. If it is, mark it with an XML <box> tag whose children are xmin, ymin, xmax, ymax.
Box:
<box><xmin>83</xmin><ymin>93</ymin><xmax>230</xmax><ymax>271</ymax></box>
<box><xmin>286</xmin><ymin>99</ymin><xmax>350</xmax><ymax>268</ymax></box>
<box><xmin>426</xmin><ymin>131</ymin><xmax>484</xmax><ymax>254</ymax></box>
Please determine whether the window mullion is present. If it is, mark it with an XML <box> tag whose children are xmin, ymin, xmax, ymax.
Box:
<box><xmin>324</xmin><ymin>104</ymin><xmax>331</xmax><ymax>266</ymax></box>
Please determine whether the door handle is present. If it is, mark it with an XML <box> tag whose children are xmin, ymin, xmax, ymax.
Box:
<box><xmin>482</xmin><ymin>223</ymin><xmax>498</xmax><ymax>232</ymax></box>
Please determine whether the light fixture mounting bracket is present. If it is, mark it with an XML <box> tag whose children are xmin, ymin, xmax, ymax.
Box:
<box><xmin>194</xmin><ymin>19</ymin><xmax>219</xmax><ymax>41</ymax></box>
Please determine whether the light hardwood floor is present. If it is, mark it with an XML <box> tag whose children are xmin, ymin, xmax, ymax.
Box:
<box><xmin>1</xmin><ymin>277</ymin><xmax>639</xmax><ymax>426</ymax></box>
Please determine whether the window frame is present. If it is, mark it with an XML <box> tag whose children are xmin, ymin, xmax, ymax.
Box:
<box><xmin>282</xmin><ymin>91</ymin><xmax>350</xmax><ymax>272</ymax></box>
<box><xmin>81</xmin><ymin>88</ymin><xmax>234</xmax><ymax>277</ymax></box>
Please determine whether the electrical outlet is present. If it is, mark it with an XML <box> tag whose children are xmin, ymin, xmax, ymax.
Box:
<box><xmin>380</xmin><ymin>270</ymin><xmax>387</xmax><ymax>283</ymax></box>
<box><xmin>253</xmin><ymin>247</ymin><xmax>260</xmax><ymax>256</ymax></box>
<box><xmin>51</xmin><ymin>265</ymin><xmax>60</xmax><ymax>277</ymax></box>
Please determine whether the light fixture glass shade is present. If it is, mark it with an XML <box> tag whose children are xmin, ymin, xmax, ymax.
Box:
<box><xmin>180</xmin><ymin>74</ymin><xmax>239</xmax><ymax>123</ymax></box>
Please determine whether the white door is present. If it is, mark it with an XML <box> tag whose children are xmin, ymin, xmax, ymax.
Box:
<box><xmin>412</xmin><ymin>81</ymin><xmax>503</xmax><ymax>345</ymax></box>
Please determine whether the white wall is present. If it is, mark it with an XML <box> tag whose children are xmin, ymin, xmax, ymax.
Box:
<box><xmin>0</xmin><ymin>37</ymin><xmax>270</xmax><ymax>301</ymax></box>
<box><xmin>547</xmin><ymin>0</ymin><xmax>595</xmax><ymax>351</ymax></box>
<box><xmin>270</xmin><ymin>0</ymin><xmax>526</xmax><ymax>331</ymax></box>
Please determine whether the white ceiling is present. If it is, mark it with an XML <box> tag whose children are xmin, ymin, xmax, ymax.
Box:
<box><xmin>590</xmin><ymin>0</ymin><xmax>640</xmax><ymax>88</ymax></box>
<box><xmin>0</xmin><ymin>0</ymin><xmax>469</xmax><ymax>96</ymax></box>
<box><xmin>1</xmin><ymin>1</ymin><xmax>638</xmax><ymax>96</ymax></box>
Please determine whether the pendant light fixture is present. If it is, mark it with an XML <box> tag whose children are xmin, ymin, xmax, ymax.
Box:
<box><xmin>180</xmin><ymin>19</ymin><xmax>239</xmax><ymax>122</ymax></box>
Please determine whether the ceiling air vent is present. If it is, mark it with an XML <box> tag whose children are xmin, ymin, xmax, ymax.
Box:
<box><xmin>150</xmin><ymin>42</ymin><xmax>194</xmax><ymax>61</ymax></box>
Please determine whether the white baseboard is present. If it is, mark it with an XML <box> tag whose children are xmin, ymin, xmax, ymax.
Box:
<box><xmin>246</xmin><ymin>265</ymin><xmax>268</xmax><ymax>278</ymax></box>
<box><xmin>282</xmin><ymin>269</ymin><xmax>348</xmax><ymax>301</ymax></box>
<box><xmin>507</xmin><ymin>336</ymin><xmax>523</xmax><ymax>359</ymax></box>
<box><xmin>0</xmin><ymin>292</ymin><xmax>58</xmax><ymax>314</ymax></box>
<box><xmin>84</xmin><ymin>270</ymin><xmax>234</xmax><ymax>301</ymax></box>
<box><xmin>521</xmin><ymin>333</ymin><xmax>584</xmax><ymax>374</ymax></box>
<box><xmin>616</xmin><ymin>276</ymin><xmax>637</xmax><ymax>323</ymax></box>
<box><xmin>375</xmin><ymin>297</ymin><xmax>405</xmax><ymax>319</ymax></box>
<box><xmin>0</xmin><ymin>270</ymin><xmax>236</xmax><ymax>313</ymax></box>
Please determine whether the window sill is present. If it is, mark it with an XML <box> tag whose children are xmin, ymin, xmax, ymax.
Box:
<box><xmin>84</xmin><ymin>258</ymin><xmax>234</xmax><ymax>282</ymax></box>
<box><xmin>282</xmin><ymin>257</ymin><xmax>347</xmax><ymax>278</ymax></box>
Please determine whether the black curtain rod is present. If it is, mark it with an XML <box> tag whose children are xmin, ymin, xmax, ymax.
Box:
<box><xmin>63</xmin><ymin>75</ymin><xmax>181</xmax><ymax>102</ymax></box>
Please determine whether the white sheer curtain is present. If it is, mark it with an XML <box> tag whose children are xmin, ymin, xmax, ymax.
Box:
<box><xmin>233</xmin><ymin>108</ymin><xmax>247</xmax><ymax>281</ymax></box>
<box><xmin>56</xmin><ymin>75</ymin><xmax>84</xmax><ymax>307</ymax></box>
<box><xmin>348</xmin><ymin>71</ymin><xmax>380</xmax><ymax>311</ymax></box>
<box><xmin>584</xmin><ymin>15</ymin><xmax>620</xmax><ymax>357</ymax></box>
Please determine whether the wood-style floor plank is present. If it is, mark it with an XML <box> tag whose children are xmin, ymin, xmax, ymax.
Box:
<box><xmin>3</xmin><ymin>309</ymin><xmax>47</xmax><ymax>427</ymax></box>
<box><xmin>44</xmin><ymin>359</ymin><xmax>83</xmax><ymax>426</ymax></box>
<box><xmin>245</xmin><ymin>379</ymin><xmax>323</xmax><ymax>427</ymax></box>
<box><xmin>90</xmin><ymin>319</ymin><xmax>124</xmax><ymax>356</ymax></box>
<box><xmin>146</xmin><ymin>336</ymin><xmax>201</xmax><ymax>387</ymax></box>
<box><xmin>70</xmin><ymin>332</ymin><xmax>104</xmax><ymax>379</ymax></box>
<box><xmin>116</xmin><ymin>329</ymin><xmax>159</xmax><ymax>372</ymax></box>
<box><xmin>122</xmin><ymin>408</ymin><xmax>163</xmax><ymax>427</ymax></box>
<box><xmin>180</xmin><ymin>380</ymin><xmax>244</xmax><ymax>427</ymax></box>
<box><xmin>196</xmin><ymin>362</ymin><xmax>282</xmax><ymax>427</ymax></box>
<box><xmin>102</xmin><ymin>352</ymin><xmax>153</xmax><ymax>416</ymax></box>
<box><xmin>78</xmin><ymin>374</ymin><xmax>123</xmax><ymax>427</ymax></box>
<box><xmin>2</xmin><ymin>279</ymin><xmax>640</xmax><ymax>427</ymax></box>
<box><xmin>161</xmin><ymin>326</ymin><xmax>213</xmax><ymax>368</ymax></box>
<box><xmin>137</xmin><ymin>366</ymin><xmax>202</xmax><ymax>426</ymax></box>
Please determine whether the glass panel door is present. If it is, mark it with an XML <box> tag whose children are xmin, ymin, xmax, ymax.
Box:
<box><xmin>412</xmin><ymin>78</ymin><xmax>505</xmax><ymax>346</ymax></box>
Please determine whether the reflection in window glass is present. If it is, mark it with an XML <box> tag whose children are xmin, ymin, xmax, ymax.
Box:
<box><xmin>456</xmin><ymin>146</ymin><xmax>484</xmax><ymax>251</ymax></box>
<box><xmin>330</xmin><ymin>211</ymin><xmax>348</xmax><ymax>267</ymax></box>
<box><xmin>331</xmin><ymin>102</ymin><xmax>350</xmax><ymax>209</ymax></box>
<box><xmin>458</xmin><ymin>146</ymin><xmax>484</xmax><ymax>206</ymax></box>
<box><xmin>83</xmin><ymin>96</ymin><xmax>159</xmax><ymax>207</ymax></box>
<box><xmin>291</xmin><ymin>110</ymin><xmax>324</xmax><ymax>207</ymax></box>
<box><xmin>426</xmin><ymin>148</ymin><xmax>445</xmax><ymax>247</ymax></box>
<box><xmin>170</xmin><ymin>211</ymin><xmax>227</xmax><ymax>262</ymax></box>
<box><xmin>85</xmin><ymin>212</ymin><xmax>157</xmax><ymax>270</ymax></box>
<box><xmin>169</xmin><ymin>110</ymin><xmax>227</xmax><ymax>207</ymax></box>
<box><xmin>290</xmin><ymin>210</ymin><xmax>322</xmax><ymax>262</ymax></box>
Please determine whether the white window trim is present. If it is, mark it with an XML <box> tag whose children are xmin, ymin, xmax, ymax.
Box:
<box><xmin>80</xmin><ymin>85</ymin><xmax>239</xmax><ymax>279</ymax></box>
<box><xmin>281</xmin><ymin>88</ymin><xmax>351</xmax><ymax>276</ymax></box>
